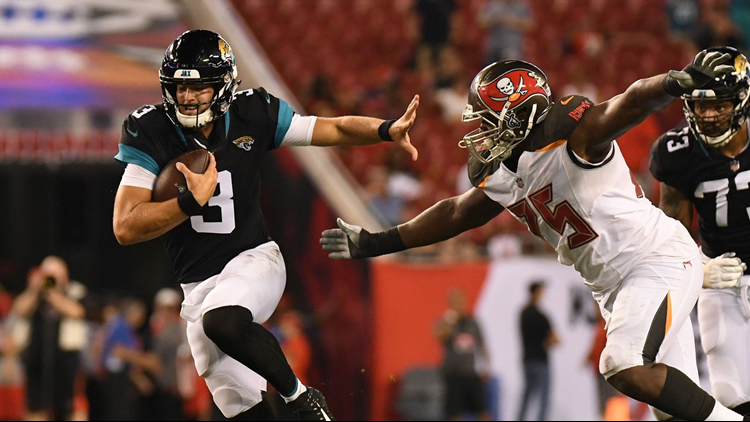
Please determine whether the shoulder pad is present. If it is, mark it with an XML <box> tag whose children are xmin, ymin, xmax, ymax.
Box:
<box><xmin>649</xmin><ymin>126</ymin><xmax>693</xmax><ymax>182</ymax></box>
<box><xmin>529</xmin><ymin>95</ymin><xmax>593</xmax><ymax>150</ymax></box>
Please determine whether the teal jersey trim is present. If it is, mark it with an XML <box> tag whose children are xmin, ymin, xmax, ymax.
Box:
<box><xmin>274</xmin><ymin>99</ymin><xmax>294</xmax><ymax>148</ymax></box>
<box><xmin>174</xmin><ymin>125</ymin><xmax>187</xmax><ymax>145</ymax></box>
<box><xmin>225</xmin><ymin>111</ymin><xmax>231</xmax><ymax>138</ymax></box>
<box><xmin>114</xmin><ymin>144</ymin><xmax>160</xmax><ymax>176</ymax></box>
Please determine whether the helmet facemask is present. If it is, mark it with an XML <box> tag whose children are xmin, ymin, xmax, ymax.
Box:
<box><xmin>160</xmin><ymin>70</ymin><xmax>238</xmax><ymax>129</ymax></box>
<box><xmin>459</xmin><ymin>100</ymin><xmax>541</xmax><ymax>164</ymax></box>
<box><xmin>684</xmin><ymin>92</ymin><xmax>749</xmax><ymax>148</ymax></box>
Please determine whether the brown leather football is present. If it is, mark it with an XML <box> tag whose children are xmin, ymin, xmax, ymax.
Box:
<box><xmin>152</xmin><ymin>149</ymin><xmax>210</xmax><ymax>202</ymax></box>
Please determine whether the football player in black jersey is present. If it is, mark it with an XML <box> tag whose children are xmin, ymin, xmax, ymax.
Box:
<box><xmin>323</xmin><ymin>51</ymin><xmax>750</xmax><ymax>421</ymax></box>
<box><xmin>112</xmin><ymin>29</ymin><xmax>420</xmax><ymax>421</ymax></box>
<box><xmin>651</xmin><ymin>46</ymin><xmax>750</xmax><ymax>417</ymax></box>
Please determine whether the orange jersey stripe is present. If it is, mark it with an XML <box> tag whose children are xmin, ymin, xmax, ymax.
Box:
<box><xmin>665</xmin><ymin>292</ymin><xmax>673</xmax><ymax>337</ymax></box>
<box><xmin>478</xmin><ymin>175</ymin><xmax>491</xmax><ymax>189</ymax></box>
<box><xmin>535</xmin><ymin>139</ymin><xmax>567</xmax><ymax>152</ymax></box>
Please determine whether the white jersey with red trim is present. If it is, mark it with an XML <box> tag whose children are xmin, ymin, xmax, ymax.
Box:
<box><xmin>478</xmin><ymin>140</ymin><xmax>685</xmax><ymax>292</ymax></box>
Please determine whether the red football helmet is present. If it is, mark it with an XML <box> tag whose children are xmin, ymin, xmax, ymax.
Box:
<box><xmin>460</xmin><ymin>61</ymin><xmax>552</xmax><ymax>163</ymax></box>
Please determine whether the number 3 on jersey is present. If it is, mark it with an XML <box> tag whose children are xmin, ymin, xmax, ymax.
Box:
<box><xmin>508</xmin><ymin>183</ymin><xmax>598</xmax><ymax>249</ymax></box>
<box><xmin>190</xmin><ymin>170</ymin><xmax>235</xmax><ymax>234</ymax></box>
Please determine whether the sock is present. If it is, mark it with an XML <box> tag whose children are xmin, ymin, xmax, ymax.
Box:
<box><xmin>653</xmin><ymin>366</ymin><xmax>741</xmax><ymax>421</ymax></box>
<box><xmin>203</xmin><ymin>306</ymin><xmax>298</xmax><ymax>395</ymax></box>
<box><xmin>706</xmin><ymin>402</ymin><xmax>743</xmax><ymax>421</ymax></box>
<box><xmin>281</xmin><ymin>378</ymin><xmax>308</xmax><ymax>403</ymax></box>
<box><xmin>733</xmin><ymin>402</ymin><xmax>750</xmax><ymax>416</ymax></box>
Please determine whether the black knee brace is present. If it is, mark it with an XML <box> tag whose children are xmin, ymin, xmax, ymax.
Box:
<box><xmin>203</xmin><ymin>305</ymin><xmax>255</xmax><ymax>347</ymax></box>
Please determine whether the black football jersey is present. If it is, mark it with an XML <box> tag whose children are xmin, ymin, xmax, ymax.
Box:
<box><xmin>115</xmin><ymin>88</ymin><xmax>295</xmax><ymax>284</ymax></box>
<box><xmin>468</xmin><ymin>95</ymin><xmax>594</xmax><ymax>187</ymax></box>
<box><xmin>650</xmin><ymin>125</ymin><xmax>750</xmax><ymax>268</ymax></box>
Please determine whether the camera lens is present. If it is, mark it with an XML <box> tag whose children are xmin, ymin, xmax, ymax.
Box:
<box><xmin>43</xmin><ymin>276</ymin><xmax>56</xmax><ymax>289</ymax></box>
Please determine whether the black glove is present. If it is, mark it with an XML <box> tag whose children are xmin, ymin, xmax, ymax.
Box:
<box><xmin>320</xmin><ymin>218</ymin><xmax>405</xmax><ymax>259</ymax></box>
<box><xmin>664</xmin><ymin>49</ymin><xmax>735</xmax><ymax>96</ymax></box>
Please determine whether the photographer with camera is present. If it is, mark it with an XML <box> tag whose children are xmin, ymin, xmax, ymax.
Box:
<box><xmin>12</xmin><ymin>256</ymin><xmax>86</xmax><ymax>421</ymax></box>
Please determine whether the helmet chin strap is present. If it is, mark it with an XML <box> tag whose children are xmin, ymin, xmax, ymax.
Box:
<box><xmin>703</xmin><ymin>130</ymin><xmax>733</xmax><ymax>148</ymax></box>
<box><xmin>701</xmin><ymin>115</ymin><xmax>744</xmax><ymax>148</ymax></box>
<box><xmin>176</xmin><ymin>107</ymin><xmax>215</xmax><ymax>128</ymax></box>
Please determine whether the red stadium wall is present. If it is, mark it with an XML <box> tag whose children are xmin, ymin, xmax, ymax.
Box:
<box><xmin>370</xmin><ymin>261</ymin><xmax>489</xmax><ymax>421</ymax></box>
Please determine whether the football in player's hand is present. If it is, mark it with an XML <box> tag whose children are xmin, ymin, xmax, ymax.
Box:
<box><xmin>152</xmin><ymin>149</ymin><xmax>210</xmax><ymax>202</ymax></box>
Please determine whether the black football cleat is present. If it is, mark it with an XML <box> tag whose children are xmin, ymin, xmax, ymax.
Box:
<box><xmin>286</xmin><ymin>387</ymin><xmax>335</xmax><ymax>421</ymax></box>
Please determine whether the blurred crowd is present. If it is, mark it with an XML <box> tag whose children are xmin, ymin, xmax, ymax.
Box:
<box><xmin>0</xmin><ymin>256</ymin><xmax>313</xmax><ymax>421</ymax></box>
<box><xmin>240</xmin><ymin>0</ymin><xmax>750</xmax><ymax>261</ymax></box>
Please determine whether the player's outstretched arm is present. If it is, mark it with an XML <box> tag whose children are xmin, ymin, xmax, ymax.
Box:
<box><xmin>113</xmin><ymin>154</ymin><xmax>218</xmax><ymax>245</ymax></box>
<box><xmin>569</xmin><ymin>50</ymin><xmax>733</xmax><ymax>162</ymax></box>
<box><xmin>311</xmin><ymin>95</ymin><xmax>420</xmax><ymax>161</ymax></box>
<box><xmin>320</xmin><ymin>188</ymin><xmax>504</xmax><ymax>259</ymax></box>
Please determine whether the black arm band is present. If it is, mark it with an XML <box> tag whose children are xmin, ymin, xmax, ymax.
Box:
<box><xmin>177</xmin><ymin>191</ymin><xmax>203</xmax><ymax>216</ymax></box>
<box><xmin>361</xmin><ymin>226</ymin><xmax>406</xmax><ymax>257</ymax></box>
<box><xmin>662</xmin><ymin>74</ymin><xmax>687</xmax><ymax>97</ymax></box>
<box><xmin>378</xmin><ymin>119</ymin><xmax>397</xmax><ymax>142</ymax></box>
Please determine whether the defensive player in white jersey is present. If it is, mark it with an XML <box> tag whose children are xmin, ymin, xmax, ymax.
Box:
<box><xmin>321</xmin><ymin>51</ymin><xmax>750</xmax><ymax>421</ymax></box>
<box><xmin>651</xmin><ymin>46</ymin><xmax>750</xmax><ymax>416</ymax></box>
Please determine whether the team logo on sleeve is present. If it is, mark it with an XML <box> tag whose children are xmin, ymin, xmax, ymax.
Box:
<box><xmin>233</xmin><ymin>136</ymin><xmax>255</xmax><ymax>151</ymax></box>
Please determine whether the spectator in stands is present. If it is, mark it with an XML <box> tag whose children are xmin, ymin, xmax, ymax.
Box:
<box><xmin>413</xmin><ymin>0</ymin><xmax>457</xmax><ymax>70</ymax></box>
<box><xmin>478</xmin><ymin>0</ymin><xmax>535</xmax><ymax>64</ymax></box>
<box><xmin>96</xmin><ymin>297</ymin><xmax>150</xmax><ymax>420</ymax></box>
<box><xmin>586</xmin><ymin>307</ymin><xmax>622</xmax><ymax>420</ymax></box>
<box><xmin>730</xmin><ymin>0</ymin><xmax>750</xmax><ymax>51</ymax></box>
<box><xmin>0</xmin><ymin>284</ymin><xmax>11</xmax><ymax>319</ymax></box>
<box><xmin>486</xmin><ymin>217</ymin><xmax>522</xmax><ymax>261</ymax></box>
<box><xmin>145</xmin><ymin>288</ymin><xmax>188</xmax><ymax>421</ymax></box>
<box><xmin>384</xmin><ymin>148</ymin><xmax>423</xmax><ymax>208</ymax></box>
<box><xmin>0</xmin><ymin>316</ymin><xmax>24</xmax><ymax>421</ymax></box>
<box><xmin>435</xmin><ymin>77</ymin><xmax>471</xmax><ymax>123</ymax></box>
<box><xmin>365</xmin><ymin>167</ymin><xmax>404</xmax><ymax>226</ymax></box>
<box><xmin>437</xmin><ymin>235</ymin><xmax>483</xmax><ymax>263</ymax></box>
<box><xmin>435</xmin><ymin>46</ymin><xmax>466</xmax><ymax>90</ymax></box>
<box><xmin>300</xmin><ymin>74</ymin><xmax>341</xmax><ymax>118</ymax></box>
<box><xmin>701</xmin><ymin>0</ymin><xmax>746</xmax><ymax>50</ymax></box>
<box><xmin>278</xmin><ymin>311</ymin><xmax>312</xmax><ymax>386</ymax></box>
<box><xmin>517</xmin><ymin>281</ymin><xmax>559</xmax><ymax>421</ymax></box>
<box><xmin>559</xmin><ymin>65</ymin><xmax>600</xmax><ymax>104</ymax></box>
<box><xmin>665</xmin><ymin>0</ymin><xmax>703</xmax><ymax>47</ymax></box>
<box><xmin>12</xmin><ymin>256</ymin><xmax>86</xmax><ymax>421</ymax></box>
<box><xmin>435</xmin><ymin>289</ymin><xmax>491</xmax><ymax>421</ymax></box>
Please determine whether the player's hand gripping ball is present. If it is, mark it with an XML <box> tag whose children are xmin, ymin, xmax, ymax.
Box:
<box><xmin>152</xmin><ymin>149</ymin><xmax>211</xmax><ymax>202</ymax></box>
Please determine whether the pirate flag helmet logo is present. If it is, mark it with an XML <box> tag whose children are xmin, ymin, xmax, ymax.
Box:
<box><xmin>460</xmin><ymin>60</ymin><xmax>552</xmax><ymax>164</ymax></box>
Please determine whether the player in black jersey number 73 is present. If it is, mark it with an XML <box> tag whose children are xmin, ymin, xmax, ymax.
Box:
<box><xmin>651</xmin><ymin>46</ymin><xmax>750</xmax><ymax>417</ymax></box>
<box><xmin>112</xmin><ymin>29</ymin><xmax>420</xmax><ymax>421</ymax></box>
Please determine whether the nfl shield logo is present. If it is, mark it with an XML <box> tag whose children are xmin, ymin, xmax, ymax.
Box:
<box><xmin>516</xmin><ymin>178</ymin><xmax>525</xmax><ymax>188</ymax></box>
<box><xmin>731</xmin><ymin>160</ymin><xmax>740</xmax><ymax>172</ymax></box>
